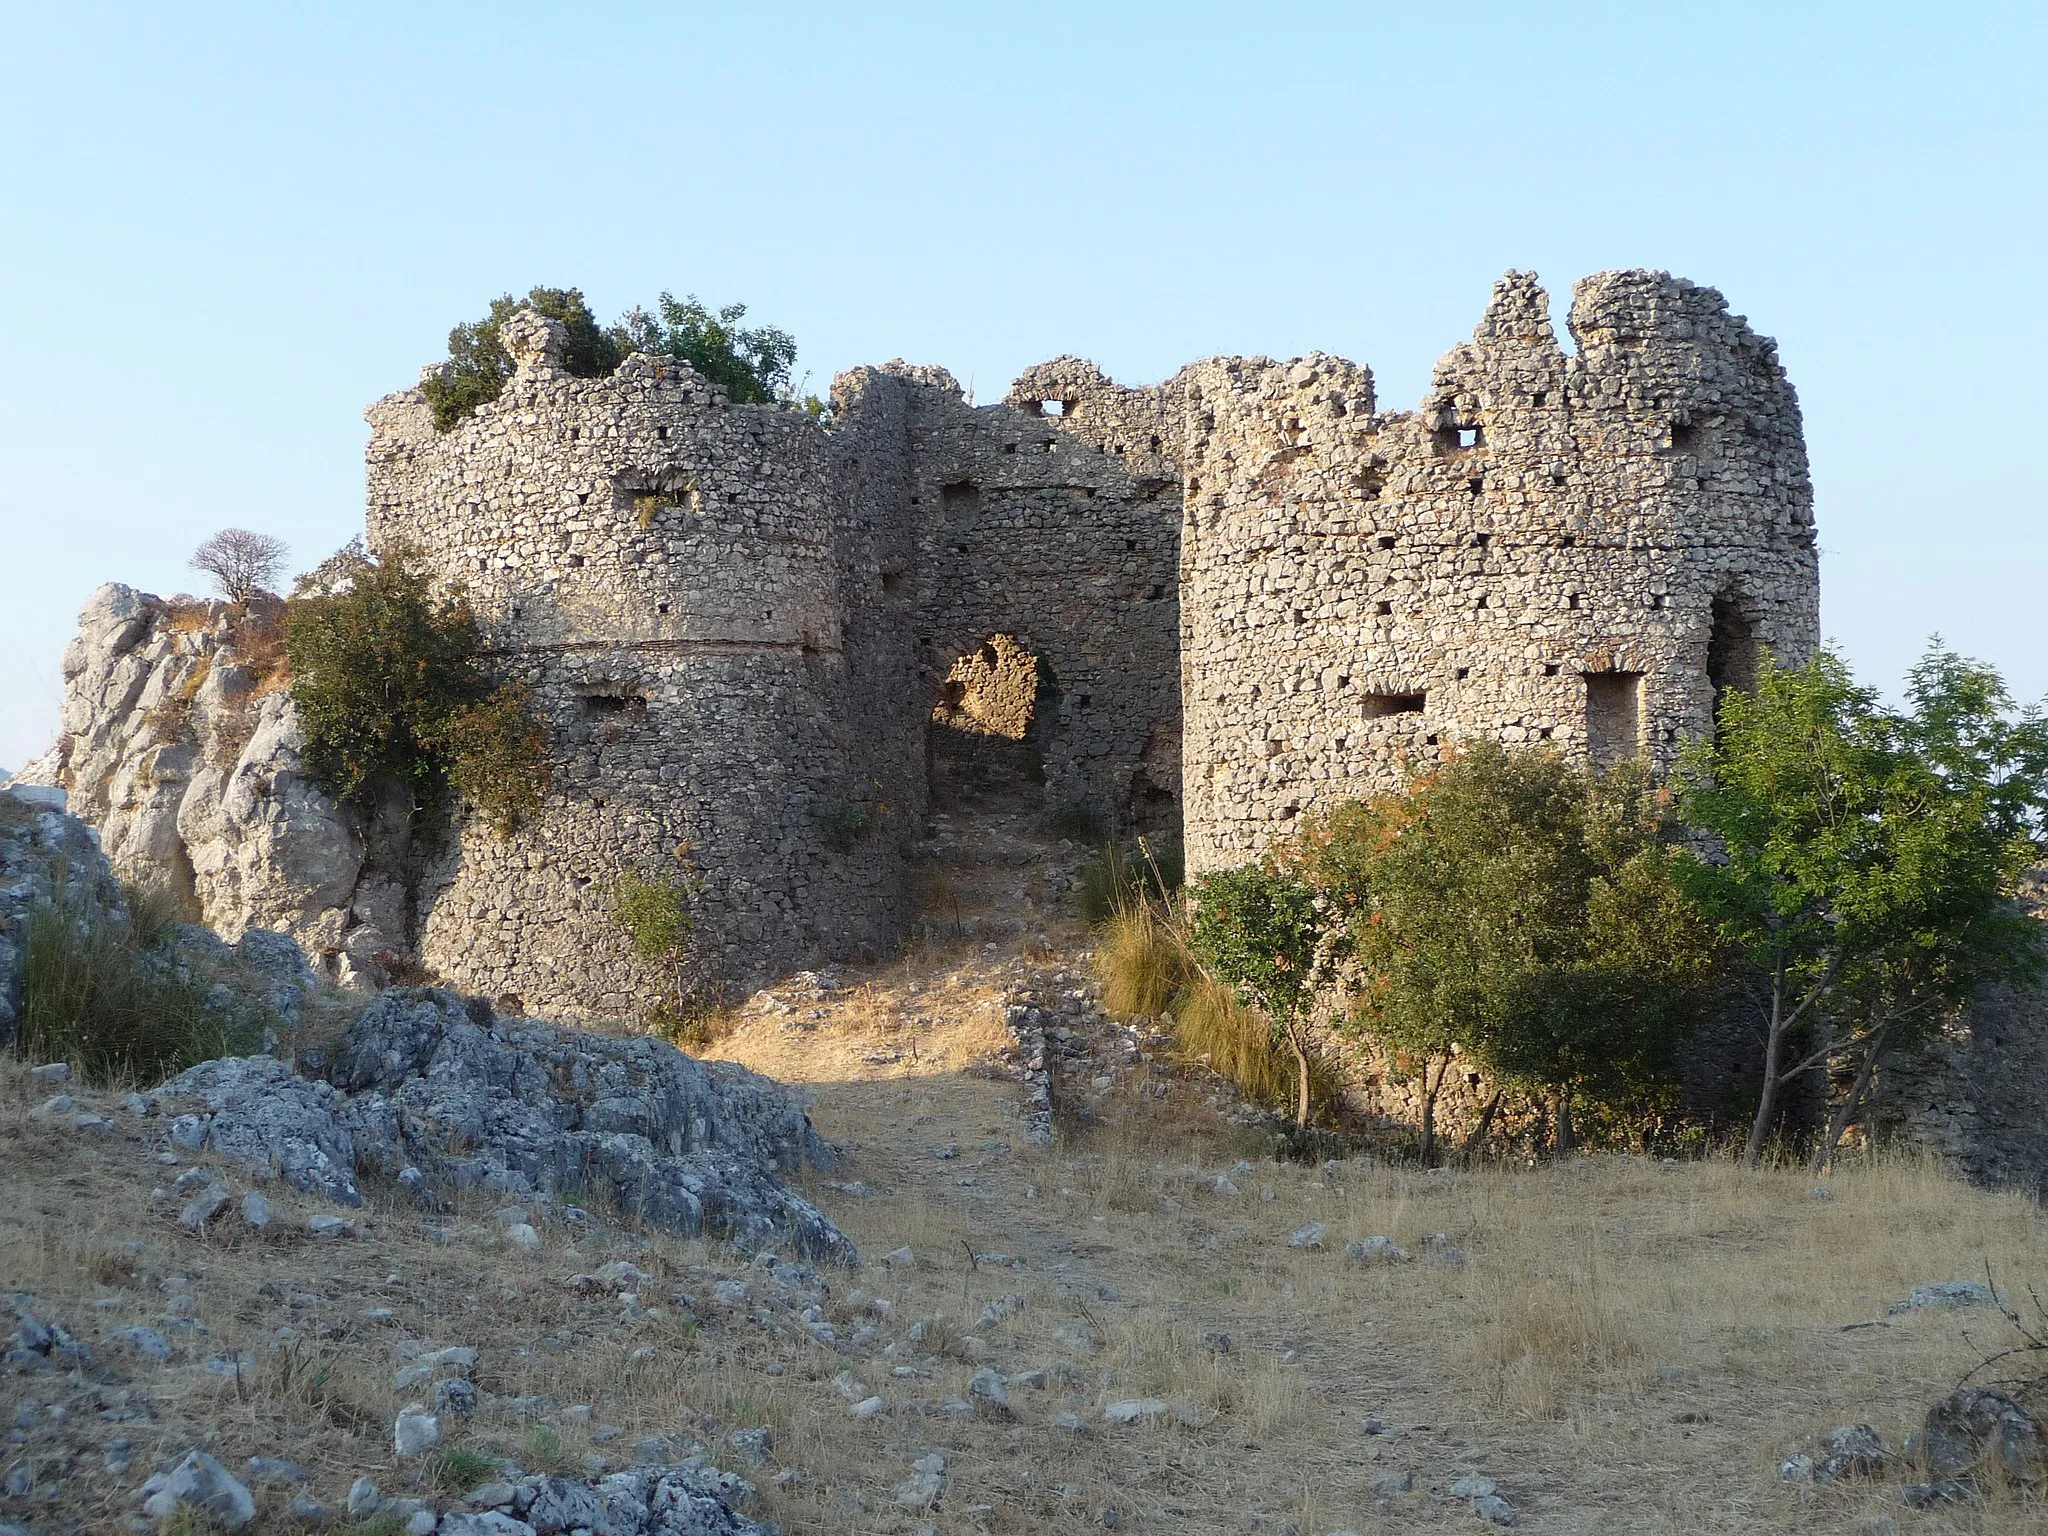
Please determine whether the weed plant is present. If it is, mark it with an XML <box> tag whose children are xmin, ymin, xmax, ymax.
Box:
<box><xmin>19</xmin><ymin>882</ymin><xmax>257</xmax><ymax>1085</ymax></box>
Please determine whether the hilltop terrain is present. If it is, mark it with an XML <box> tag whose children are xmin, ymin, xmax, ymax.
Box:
<box><xmin>5</xmin><ymin>774</ymin><xmax>2047</xmax><ymax>1535</ymax></box>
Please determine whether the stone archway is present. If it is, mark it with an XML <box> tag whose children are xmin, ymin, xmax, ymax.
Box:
<box><xmin>926</xmin><ymin>633</ymin><xmax>1059</xmax><ymax>810</ymax></box>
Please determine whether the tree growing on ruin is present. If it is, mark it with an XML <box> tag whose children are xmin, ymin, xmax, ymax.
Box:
<box><xmin>612</xmin><ymin>292</ymin><xmax>798</xmax><ymax>406</ymax></box>
<box><xmin>1187</xmin><ymin>862</ymin><xmax>1330</xmax><ymax>1128</ymax></box>
<box><xmin>190</xmin><ymin>528</ymin><xmax>289</xmax><ymax>604</ymax></box>
<box><xmin>422</xmin><ymin>285</ymin><xmax>624</xmax><ymax>431</ymax></box>
<box><xmin>1305</xmin><ymin>746</ymin><xmax>1713</xmax><ymax>1161</ymax></box>
<box><xmin>1675</xmin><ymin>643</ymin><xmax>2048</xmax><ymax>1170</ymax></box>
<box><xmin>282</xmin><ymin>543</ymin><xmax>548</xmax><ymax>833</ymax></box>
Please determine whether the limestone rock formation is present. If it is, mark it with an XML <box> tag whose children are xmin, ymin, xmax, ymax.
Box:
<box><xmin>161</xmin><ymin>986</ymin><xmax>854</xmax><ymax>1262</ymax></box>
<box><xmin>11</xmin><ymin>584</ymin><xmax>402</xmax><ymax>986</ymax></box>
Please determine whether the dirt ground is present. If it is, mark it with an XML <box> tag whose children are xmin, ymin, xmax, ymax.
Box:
<box><xmin>5</xmin><ymin>775</ymin><xmax>2048</xmax><ymax>1534</ymax></box>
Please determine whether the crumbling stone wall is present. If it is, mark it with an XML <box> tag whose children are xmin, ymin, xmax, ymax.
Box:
<box><xmin>364</xmin><ymin>312</ymin><xmax>919</xmax><ymax>1013</ymax></box>
<box><xmin>879</xmin><ymin>363</ymin><xmax>1185</xmax><ymax>827</ymax></box>
<box><xmin>1176</xmin><ymin>270</ymin><xmax>1819</xmax><ymax>870</ymax></box>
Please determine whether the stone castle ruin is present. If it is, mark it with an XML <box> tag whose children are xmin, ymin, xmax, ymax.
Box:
<box><xmin>32</xmin><ymin>269</ymin><xmax>1819</xmax><ymax>1020</ymax></box>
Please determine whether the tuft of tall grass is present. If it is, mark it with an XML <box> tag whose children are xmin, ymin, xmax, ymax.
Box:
<box><xmin>19</xmin><ymin>881</ymin><xmax>258</xmax><ymax>1085</ymax></box>
<box><xmin>1079</xmin><ymin>837</ymin><xmax>1183</xmax><ymax>927</ymax></box>
<box><xmin>1091</xmin><ymin>882</ymin><xmax>1341</xmax><ymax>1118</ymax></box>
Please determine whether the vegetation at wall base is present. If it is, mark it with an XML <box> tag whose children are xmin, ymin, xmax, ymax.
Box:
<box><xmin>1092</xmin><ymin>882</ymin><xmax>1341</xmax><ymax>1121</ymax></box>
<box><xmin>282</xmin><ymin>543</ymin><xmax>547</xmax><ymax>835</ymax></box>
<box><xmin>614</xmin><ymin>869</ymin><xmax>702</xmax><ymax>1030</ymax></box>
<box><xmin>1673</xmin><ymin>641</ymin><xmax>2048</xmax><ymax>1170</ymax></box>
<box><xmin>20</xmin><ymin>882</ymin><xmax>260</xmax><ymax>1085</ymax></box>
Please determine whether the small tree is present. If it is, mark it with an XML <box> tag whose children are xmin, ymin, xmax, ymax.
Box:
<box><xmin>282</xmin><ymin>543</ymin><xmax>547</xmax><ymax>832</ymax></box>
<box><xmin>612</xmin><ymin>292</ymin><xmax>797</xmax><ymax>405</ymax></box>
<box><xmin>614</xmin><ymin>870</ymin><xmax>698</xmax><ymax>1024</ymax></box>
<box><xmin>1676</xmin><ymin>643</ymin><xmax>2048</xmax><ymax>1169</ymax></box>
<box><xmin>191</xmin><ymin>528</ymin><xmax>289</xmax><ymax>604</ymax></box>
<box><xmin>1310</xmin><ymin>746</ymin><xmax>1713</xmax><ymax>1160</ymax></box>
<box><xmin>422</xmin><ymin>285</ymin><xmax>623</xmax><ymax>431</ymax></box>
<box><xmin>1187</xmin><ymin>863</ymin><xmax>1329</xmax><ymax>1127</ymax></box>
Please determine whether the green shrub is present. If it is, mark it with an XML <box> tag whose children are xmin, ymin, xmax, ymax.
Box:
<box><xmin>20</xmin><ymin>883</ymin><xmax>259</xmax><ymax>1085</ymax></box>
<box><xmin>422</xmin><ymin>285</ymin><xmax>804</xmax><ymax>430</ymax></box>
<box><xmin>613</xmin><ymin>292</ymin><xmax>797</xmax><ymax>405</ymax></box>
<box><xmin>615</xmin><ymin>870</ymin><xmax>703</xmax><ymax>1030</ymax></box>
<box><xmin>1092</xmin><ymin>899</ymin><xmax>1340</xmax><ymax>1118</ymax></box>
<box><xmin>816</xmin><ymin>801</ymin><xmax>874</xmax><ymax>854</ymax></box>
<box><xmin>283</xmin><ymin>544</ymin><xmax>547</xmax><ymax>833</ymax></box>
<box><xmin>422</xmin><ymin>286</ymin><xmax>623</xmax><ymax>431</ymax></box>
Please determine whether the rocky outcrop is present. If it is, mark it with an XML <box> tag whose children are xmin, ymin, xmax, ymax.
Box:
<box><xmin>11</xmin><ymin>584</ymin><xmax>404</xmax><ymax>986</ymax></box>
<box><xmin>159</xmin><ymin>987</ymin><xmax>854</xmax><ymax>1263</ymax></box>
<box><xmin>0</xmin><ymin>781</ymin><xmax>122</xmax><ymax>1043</ymax></box>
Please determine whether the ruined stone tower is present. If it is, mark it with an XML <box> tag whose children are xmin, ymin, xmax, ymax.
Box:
<box><xmin>1174</xmin><ymin>270</ymin><xmax>1818</xmax><ymax>869</ymax></box>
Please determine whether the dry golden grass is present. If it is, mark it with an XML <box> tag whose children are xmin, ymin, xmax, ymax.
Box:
<box><xmin>9</xmin><ymin>1022</ymin><xmax>2048</xmax><ymax>1534</ymax></box>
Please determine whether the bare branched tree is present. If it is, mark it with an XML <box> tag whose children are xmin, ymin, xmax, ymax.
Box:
<box><xmin>191</xmin><ymin>529</ymin><xmax>289</xmax><ymax>604</ymax></box>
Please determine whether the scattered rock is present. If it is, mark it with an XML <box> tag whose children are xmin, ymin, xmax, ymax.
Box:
<box><xmin>240</xmin><ymin>1191</ymin><xmax>273</xmax><ymax>1229</ymax></box>
<box><xmin>138</xmin><ymin>1450</ymin><xmax>256</xmax><ymax>1530</ymax></box>
<box><xmin>1890</xmin><ymin>1281</ymin><xmax>1995</xmax><ymax>1314</ymax></box>
<box><xmin>1287</xmin><ymin>1222</ymin><xmax>1326</xmax><ymax>1249</ymax></box>
<box><xmin>1103</xmin><ymin>1398</ymin><xmax>1172</xmax><ymax>1425</ymax></box>
<box><xmin>727</xmin><ymin>1428</ymin><xmax>772</xmax><ymax>1466</ymax></box>
<box><xmin>393</xmin><ymin>1405</ymin><xmax>441</xmax><ymax>1457</ymax></box>
<box><xmin>895</xmin><ymin>1453</ymin><xmax>947</xmax><ymax>1510</ymax></box>
<box><xmin>968</xmin><ymin>1366</ymin><xmax>1011</xmax><ymax>1414</ymax></box>
<box><xmin>112</xmin><ymin>1324</ymin><xmax>171</xmax><ymax>1360</ymax></box>
<box><xmin>177</xmin><ymin>1184</ymin><xmax>232</xmax><ymax>1230</ymax></box>
<box><xmin>1344</xmin><ymin>1236</ymin><xmax>1411</xmax><ymax>1265</ymax></box>
<box><xmin>1473</xmin><ymin>1493</ymin><xmax>1518</xmax><ymax>1525</ymax></box>
<box><xmin>1914</xmin><ymin>1385</ymin><xmax>2046</xmax><ymax>1481</ymax></box>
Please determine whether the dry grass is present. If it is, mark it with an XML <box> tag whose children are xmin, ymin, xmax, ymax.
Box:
<box><xmin>1093</xmin><ymin>902</ymin><xmax>1343</xmax><ymax>1117</ymax></box>
<box><xmin>8</xmin><ymin>1030</ymin><xmax>2048</xmax><ymax>1534</ymax></box>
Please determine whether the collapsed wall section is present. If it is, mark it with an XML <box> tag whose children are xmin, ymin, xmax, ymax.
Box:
<box><xmin>1179</xmin><ymin>270</ymin><xmax>1820</xmax><ymax>870</ymax></box>
<box><xmin>894</xmin><ymin>358</ymin><xmax>1185</xmax><ymax>829</ymax></box>
<box><xmin>365</xmin><ymin>312</ymin><xmax>914</xmax><ymax>1015</ymax></box>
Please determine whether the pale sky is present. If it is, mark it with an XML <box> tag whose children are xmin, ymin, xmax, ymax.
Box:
<box><xmin>3</xmin><ymin>2</ymin><xmax>2043</xmax><ymax>769</ymax></box>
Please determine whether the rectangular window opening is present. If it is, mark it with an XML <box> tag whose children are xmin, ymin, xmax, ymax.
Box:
<box><xmin>1585</xmin><ymin>671</ymin><xmax>1644</xmax><ymax>767</ymax></box>
<box><xmin>1363</xmin><ymin>692</ymin><xmax>1426</xmax><ymax>719</ymax></box>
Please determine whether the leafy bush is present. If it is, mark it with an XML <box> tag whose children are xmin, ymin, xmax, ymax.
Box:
<box><xmin>1188</xmin><ymin>863</ymin><xmax>1329</xmax><ymax>1128</ymax></box>
<box><xmin>422</xmin><ymin>286</ymin><xmax>622</xmax><ymax>431</ymax></box>
<box><xmin>20</xmin><ymin>883</ymin><xmax>260</xmax><ymax>1085</ymax></box>
<box><xmin>1092</xmin><ymin>896</ymin><xmax>1340</xmax><ymax>1118</ymax></box>
<box><xmin>422</xmin><ymin>285</ymin><xmax>804</xmax><ymax>430</ymax></box>
<box><xmin>1674</xmin><ymin>642</ymin><xmax>2048</xmax><ymax>1168</ymax></box>
<box><xmin>283</xmin><ymin>544</ymin><xmax>547</xmax><ymax>833</ymax></box>
<box><xmin>614</xmin><ymin>292</ymin><xmax>797</xmax><ymax>406</ymax></box>
<box><xmin>1307</xmin><ymin>744</ymin><xmax>1715</xmax><ymax>1159</ymax></box>
<box><xmin>614</xmin><ymin>869</ymin><xmax>705</xmax><ymax>1033</ymax></box>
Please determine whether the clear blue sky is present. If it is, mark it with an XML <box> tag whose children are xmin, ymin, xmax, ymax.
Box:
<box><xmin>3</xmin><ymin>2</ymin><xmax>2042</xmax><ymax>769</ymax></box>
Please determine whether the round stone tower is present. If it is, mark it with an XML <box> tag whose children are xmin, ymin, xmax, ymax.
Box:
<box><xmin>364</xmin><ymin>310</ymin><xmax>907</xmax><ymax>1015</ymax></box>
<box><xmin>1177</xmin><ymin>270</ymin><xmax>1820</xmax><ymax>871</ymax></box>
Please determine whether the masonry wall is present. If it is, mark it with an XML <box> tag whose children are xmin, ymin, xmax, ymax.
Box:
<box><xmin>885</xmin><ymin>361</ymin><xmax>1186</xmax><ymax>830</ymax></box>
<box><xmin>1177</xmin><ymin>270</ymin><xmax>1820</xmax><ymax>870</ymax></box>
<box><xmin>364</xmin><ymin>312</ymin><xmax>912</xmax><ymax>1014</ymax></box>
